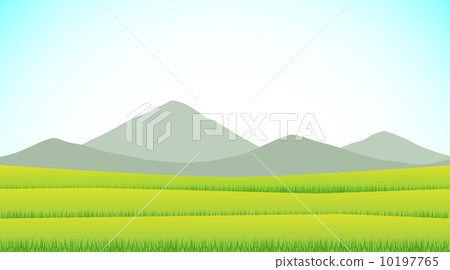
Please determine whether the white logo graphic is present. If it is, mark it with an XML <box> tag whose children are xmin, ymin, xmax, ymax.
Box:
<box><xmin>126</xmin><ymin>103</ymin><xmax>172</xmax><ymax>151</ymax></box>
<box><xmin>192</xmin><ymin>112</ymin><xmax>325</xmax><ymax>142</ymax></box>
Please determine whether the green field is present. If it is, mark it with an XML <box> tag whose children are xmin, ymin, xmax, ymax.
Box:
<box><xmin>0</xmin><ymin>215</ymin><xmax>448</xmax><ymax>252</ymax></box>
<box><xmin>2</xmin><ymin>165</ymin><xmax>449</xmax><ymax>193</ymax></box>
<box><xmin>0</xmin><ymin>165</ymin><xmax>449</xmax><ymax>252</ymax></box>
<box><xmin>1</xmin><ymin>188</ymin><xmax>448</xmax><ymax>219</ymax></box>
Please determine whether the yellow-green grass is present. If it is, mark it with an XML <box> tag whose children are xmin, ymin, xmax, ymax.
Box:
<box><xmin>2</xmin><ymin>239</ymin><xmax>447</xmax><ymax>252</ymax></box>
<box><xmin>0</xmin><ymin>188</ymin><xmax>448</xmax><ymax>219</ymax></box>
<box><xmin>1</xmin><ymin>165</ymin><xmax>450</xmax><ymax>193</ymax></box>
<box><xmin>1</xmin><ymin>165</ymin><xmax>449</xmax><ymax>252</ymax></box>
<box><xmin>0</xmin><ymin>215</ymin><xmax>448</xmax><ymax>252</ymax></box>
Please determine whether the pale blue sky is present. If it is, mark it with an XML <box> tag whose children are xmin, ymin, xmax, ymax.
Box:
<box><xmin>0</xmin><ymin>0</ymin><xmax>449</xmax><ymax>156</ymax></box>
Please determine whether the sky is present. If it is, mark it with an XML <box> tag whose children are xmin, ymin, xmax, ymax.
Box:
<box><xmin>0</xmin><ymin>0</ymin><xmax>449</xmax><ymax>156</ymax></box>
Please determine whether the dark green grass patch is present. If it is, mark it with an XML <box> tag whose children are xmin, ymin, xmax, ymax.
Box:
<box><xmin>1</xmin><ymin>209</ymin><xmax>448</xmax><ymax>219</ymax></box>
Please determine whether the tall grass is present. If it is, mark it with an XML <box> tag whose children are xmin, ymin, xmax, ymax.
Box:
<box><xmin>1</xmin><ymin>184</ymin><xmax>448</xmax><ymax>194</ymax></box>
<box><xmin>0</xmin><ymin>238</ymin><xmax>447</xmax><ymax>252</ymax></box>
<box><xmin>1</xmin><ymin>209</ymin><xmax>448</xmax><ymax>219</ymax></box>
<box><xmin>1</xmin><ymin>165</ymin><xmax>450</xmax><ymax>193</ymax></box>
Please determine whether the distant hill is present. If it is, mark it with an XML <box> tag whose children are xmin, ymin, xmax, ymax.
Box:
<box><xmin>0</xmin><ymin>136</ymin><xmax>414</xmax><ymax>177</ymax></box>
<box><xmin>343</xmin><ymin>132</ymin><xmax>449</xmax><ymax>165</ymax></box>
<box><xmin>84</xmin><ymin>101</ymin><xmax>257</xmax><ymax>163</ymax></box>
<box><xmin>1</xmin><ymin>102</ymin><xmax>449</xmax><ymax>176</ymax></box>
<box><xmin>195</xmin><ymin>135</ymin><xmax>414</xmax><ymax>176</ymax></box>
<box><xmin>427</xmin><ymin>159</ymin><xmax>450</xmax><ymax>167</ymax></box>
<box><xmin>0</xmin><ymin>139</ymin><xmax>185</xmax><ymax>175</ymax></box>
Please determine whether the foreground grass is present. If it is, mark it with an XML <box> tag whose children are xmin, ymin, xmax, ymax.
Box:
<box><xmin>0</xmin><ymin>215</ymin><xmax>449</xmax><ymax>252</ymax></box>
<box><xmin>2</xmin><ymin>209</ymin><xmax>447</xmax><ymax>219</ymax></box>
<box><xmin>1</xmin><ymin>165</ymin><xmax>450</xmax><ymax>193</ymax></box>
<box><xmin>1</xmin><ymin>239</ymin><xmax>448</xmax><ymax>252</ymax></box>
<box><xmin>0</xmin><ymin>189</ymin><xmax>448</xmax><ymax>219</ymax></box>
<box><xmin>1</xmin><ymin>166</ymin><xmax>448</xmax><ymax>252</ymax></box>
<box><xmin>1</xmin><ymin>215</ymin><xmax>448</xmax><ymax>242</ymax></box>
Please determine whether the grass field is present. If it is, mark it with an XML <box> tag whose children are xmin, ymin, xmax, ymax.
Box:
<box><xmin>0</xmin><ymin>215</ymin><xmax>449</xmax><ymax>252</ymax></box>
<box><xmin>2</xmin><ymin>239</ymin><xmax>447</xmax><ymax>252</ymax></box>
<box><xmin>0</xmin><ymin>165</ymin><xmax>449</xmax><ymax>252</ymax></box>
<box><xmin>0</xmin><ymin>189</ymin><xmax>448</xmax><ymax>219</ymax></box>
<box><xmin>1</xmin><ymin>165</ymin><xmax>449</xmax><ymax>193</ymax></box>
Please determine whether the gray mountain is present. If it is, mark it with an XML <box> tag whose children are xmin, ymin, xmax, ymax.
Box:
<box><xmin>427</xmin><ymin>159</ymin><xmax>450</xmax><ymax>167</ymax></box>
<box><xmin>0</xmin><ymin>136</ymin><xmax>415</xmax><ymax>176</ymax></box>
<box><xmin>2</xmin><ymin>102</ymin><xmax>447</xmax><ymax>176</ymax></box>
<box><xmin>0</xmin><ymin>139</ymin><xmax>185</xmax><ymax>175</ymax></box>
<box><xmin>343</xmin><ymin>131</ymin><xmax>449</xmax><ymax>165</ymax></box>
<box><xmin>193</xmin><ymin>135</ymin><xmax>414</xmax><ymax>176</ymax></box>
<box><xmin>84</xmin><ymin>101</ymin><xmax>257</xmax><ymax>163</ymax></box>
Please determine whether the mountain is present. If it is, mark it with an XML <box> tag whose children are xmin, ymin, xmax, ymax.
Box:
<box><xmin>2</xmin><ymin>102</ymin><xmax>448</xmax><ymax>176</ymax></box>
<box><xmin>427</xmin><ymin>159</ymin><xmax>450</xmax><ymax>167</ymax></box>
<box><xmin>0</xmin><ymin>136</ymin><xmax>414</xmax><ymax>177</ymax></box>
<box><xmin>84</xmin><ymin>101</ymin><xmax>257</xmax><ymax>163</ymax></box>
<box><xmin>0</xmin><ymin>139</ymin><xmax>185</xmax><ymax>175</ymax></box>
<box><xmin>193</xmin><ymin>135</ymin><xmax>414</xmax><ymax>176</ymax></box>
<box><xmin>343</xmin><ymin>132</ymin><xmax>449</xmax><ymax>165</ymax></box>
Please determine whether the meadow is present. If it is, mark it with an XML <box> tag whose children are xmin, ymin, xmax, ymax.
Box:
<box><xmin>0</xmin><ymin>215</ymin><xmax>448</xmax><ymax>252</ymax></box>
<box><xmin>0</xmin><ymin>189</ymin><xmax>448</xmax><ymax>219</ymax></box>
<box><xmin>0</xmin><ymin>165</ymin><xmax>449</xmax><ymax>252</ymax></box>
<box><xmin>1</xmin><ymin>165</ymin><xmax>449</xmax><ymax>193</ymax></box>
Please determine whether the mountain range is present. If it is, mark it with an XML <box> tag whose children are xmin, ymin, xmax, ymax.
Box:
<box><xmin>0</xmin><ymin>101</ymin><xmax>448</xmax><ymax>176</ymax></box>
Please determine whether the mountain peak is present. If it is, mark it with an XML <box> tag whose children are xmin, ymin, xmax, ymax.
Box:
<box><xmin>276</xmin><ymin>135</ymin><xmax>316</xmax><ymax>142</ymax></box>
<box><xmin>344</xmin><ymin>132</ymin><xmax>449</xmax><ymax>165</ymax></box>
<box><xmin>84</xmin><ymin>100</ymin><xmax>257</xmax><ymax>163</ymax></box>
<box><xmin>41</xmin><ymin>138</ymin><xmax>67</xmax><ymax>144</ymax></box>
<box><xmin>369</xmin><ymin>131</ymin><xmax>403</xmax><ymax>140</ymax></box>
<box><xmin>160</xmin><ymin>100</ymin><xmax>199</xmax><ymax>114</ymax></box>
<box><xmin>371</xmin><ymin>131</ymin><xmax>395</xmax><ymax>137</ymax></box>
<box><xmin>278</xmin><ymin>135</ymin><xmax>300</xmax><ymax>141</ymax></box>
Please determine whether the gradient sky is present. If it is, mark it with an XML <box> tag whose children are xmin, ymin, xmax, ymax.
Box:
<box><xmin>0</xmin><ymin>0</ymin><xmax>449</xmax><ymax>156</ymax></box>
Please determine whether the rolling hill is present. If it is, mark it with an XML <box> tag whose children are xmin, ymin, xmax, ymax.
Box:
<box><xmin>427</xmin><ymin>159</ymin><xmax>450</xmax><ymax>167</ymax></box>
<box><xmin>343</xmin><ymin>131</ymin><xmax>449</xmax><ymax>165</ymax></box>
<box><xmin>0</xmin><ymin>139</ymin><xmax>185</xmax><ymax>175</ymax></box>
<box><xmin>0</xmin><ymin>136</ymin><xmax>414</xmax><ymax>176</ymax></box>
<box><xmin>191</xmin><ymin>135</ymin><xmax>414</xmax><ymax>176</ymax></box>
<box><xmin>1</xmin><ymin>101</ymin><xmax>449</xmax><ymax>176</ymax></box>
